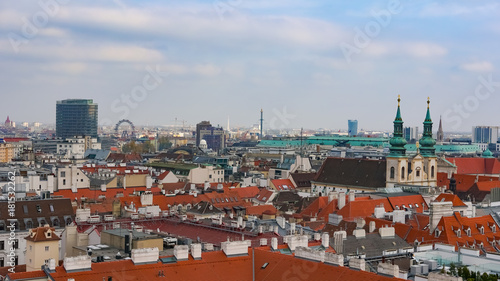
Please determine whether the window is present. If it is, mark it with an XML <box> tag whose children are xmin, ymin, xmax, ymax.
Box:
<box><xmin>61</xmin><ymin>171</ymin><xmax>66</xmax><ymax>177</ymax></box>
<box><xmin>36</xmin><ymin>205</ymin><xmax>42</xmax><ymax>213</ymax></box>
<box><xmin>23</xmin><ymin>205</ymin><xmax>28</xmax><ymax>214</ymax></box>
<box><xmin>416</xmin><ymin>170</ymin><xmax>420</xmax><ymax>177</ymax></box>
<box><xmin>0</xmin><ymin>257</ymin><xmax>4</xmax><ymax>267</ymax></box>
<box><xmin>12</xmin><ymin>239</ymin><xmax>18</xmax><ymax>249</ymax></box>
<box><xmin>50</xmin><ymin>205</ymin><xmax>54</xmax><ymax>212</ymax></box>
<box><xmin>45</xmin><ymin>246</ymin><xmax>49</xmax><ymax>251</ymax></box>
<box><xmin>52</xmin><ymin>218</ymin><xmax>60</xmax><ymax>227</ymax></box>
<box><xmin>0</xmin><ymin>241</ymin><xmax>4</xmax><ymax>250</ymax></box>
<box><xmin>0</xmin><ymin>222</ymin><xmax>4</xmax><ymax>231</ymax></box>
<box><xmin>26</xmin><ymin>220</ymin><xmax>33</xmax><ymax>229</ymax></box>
<box><xmin>390</xmin><ymin>167</ymin><xmax>395</xmax><ymax>179</ymax></box>
<box><xmin>63</xmin><ymin>179</ymin><xmax>66</xmax><ymax>185</ymax></box>
<box><xmin>81</xmin><ymin>179</ymin><xmax>83</xmax><ymax>182</ymax></box>
<box><xmin>431</xmin><ymin>166</ymin><xmax>435</xmax><ymax>178</ymax></box>
<box><xmin>401</xmin><ymin>167</ymin><xmax>405</xmax><ymax>179</ymax></box>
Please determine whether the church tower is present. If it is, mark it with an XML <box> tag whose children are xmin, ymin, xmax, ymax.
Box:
<box><xmin>386</xmin><ymin>96</ymin><xmax>408</xmax><ymax>188</ymax></box>
<box><xmin>418</xmin><ymin>98</ymin><xmax>437</xmax><ymax>187</ymax></box>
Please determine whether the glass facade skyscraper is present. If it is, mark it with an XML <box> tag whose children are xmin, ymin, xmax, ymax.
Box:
<box><xmin>56</xmin><ymin>99</ymin><xmax>98</xmax><ymax>138</ymax></box>
<box><xmin>348</xmin><ymin>119</ymin><xmax>358</xmax><ymax>136</ymax></box>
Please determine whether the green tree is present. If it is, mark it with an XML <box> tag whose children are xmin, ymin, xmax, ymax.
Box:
<box><xmin>158</xmin><ymin>136</ymin><xmax>172</xmax><ymax>151</ymax></box>
<box><xmin>449</xmin><ymin>263</ymin><xmax>457</xmax><ymax>276</ymax></box>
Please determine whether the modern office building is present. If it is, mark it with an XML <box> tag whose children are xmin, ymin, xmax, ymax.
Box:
<box><xmin>403</xmin><ymin>127</ymin><xmax>419</xmax><ymax>143</ymax></box>
<box><xmin>472</xmin><ymin>126</ymin><xmax>499</xmax><ymax>144</ymax></box>
<box><xmin>348</xmin><ymin>120</ymin><xmax>358</xmax><ymax>136</ymax></box>
<box><xmin>196</xmin><ymin>121</ymin><xmax>225</xmax><ymax>152</ymax></box>
<box><xmin>56</xmin><ymin>99</ymin><xmax>98</xmax><ymax>138</ymax></box>
<box><xmin>196</xmin><ymin>121</ymin><xmax>212</xmax><ymax>147</ymax></box>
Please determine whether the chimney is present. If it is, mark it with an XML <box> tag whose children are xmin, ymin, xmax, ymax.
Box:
<box><xmin>369</xmin><ymin>221</ymin><xmax>376</xmax><ymax>232</ymax></box>
<box><xmin>314</xmin><ymin>233</ymin><xmax>321</xmax><ymax>241</ymax></box>
<box><xmin>190</xmin><ymin>183</ymin><xmax>196</xmax><ymax>190</ymax></box>
<box><xmin>325</xmin><ymin>252</ymin><xmax>344</xmax><ymax>266</ymax></box>
<box><xmin>260</xmin><ymin>238</ymin><xmax>268</xmax><ymax>246</ymax></box>
<box><xmin>290</xmin><ymin>222</ymin><xmax>296</xmax><ymax>234</ymax></box>
<box><xmin>321</xmin><ymin>233</ymin><xmax>329</xmax><ymax>248</ymax></box>
<box><xmin>349</xmin><ymin>258</ymin><xmax>366</xmax><ymax>271</ymax></box>
<box><xmin>429</xmin><ymin>202</ymin><xmax>453</xmax><ymax>233</ymax></box>
<box><xmin>48</xmin><ymin>259</ymin><xmax>56</xmax><ymax>271</ymax></box>
<box><xmin>379</xmin><ymin>226</ymin><xmax>395</xmax><ymax>238</ymax></box>
<box><xmin>374</xmin><ymin>205</ymin><xmax>385</xmax><ymax>218</ymax></box>
<box><xmin>131</xmin><ymin>247</ymin><xmax>159</xmax><ymax>264</ymax></box>
<box><xmin>100</xmin><ymin>184</ymin><xmax>106</xmax><ymax>192</ymax></box>
<box><xmin>356</xmin><ymin>218</ymin><xmax>366</xmax><ymax>229</ymax></box>
<box><xmin>392</xmin><ymin>210</ymin><xmax>405</xmax><ymax>224</ymax></box>
<box><xmin>333</xmin><ymin>231</ymin><xmax>346</xmax><ymax>254</ymax></box>
<box><xmin>328</xmin><ymin>191</ymin><xmax>339</xmax><ymax>203</ymax></box>
<box><xmin>377</xmin><ymin>262</ymin><xmax>399</xmax><ymax>277</ymax></box>
<box><xmin>271</xmin><ymin>237</ymin><xmax>278</xmax><ymax>250</ymax></box>
<box><xmin>353</xmin><ymin>229</ymin><xmax>366</xmax><ymax>239</ymax></box>
<box><xmin>338</xmin><ymin>192</ymin><xmax>346</xmax><ymax>209</ymax></box>
<box><xmin>221</xmin><ymin>240</ymin><xmax>251</xmax><ymax>257</ymax></box>
<box><xmin>284</xmin><ymin>235</ymin><xmax>308</xmax><ymax>251</ymax></box>
<box><xmin>204</xmin><ymin>181</ymin><xmax>210</xmax><ymax>190</ymax></box>
<box><xmin>348</xmin><ymin>191</ymin><xmax>355</xmax><ymax>202</ymax></box>
<box><xmin>190</xmin><ymin>244</ymin><xmax>202</xmax><ymax>260</ymax></box>
<box><xmin>237</xmin><ymin>216</ymin><xmax>243</xmax><ymax>228</ymax></box>
<box><xmin>64</xmin><ymin>255</ymin><xmax>92</xmax><ymax>272</ymax></box>
<box><xmin>174</xmin><ymin>245</ymin><xmax>189</xmax><ymax>261</ymax></box>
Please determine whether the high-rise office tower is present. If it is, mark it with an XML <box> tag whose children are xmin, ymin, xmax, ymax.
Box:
<box><xmin>473</xmin><ymin>126</ymin><xmax>499</xmax><ymax>144</ymax></box>
<box><xmin>56</xmin><ymin>99</ymin><xmax>98</xmax><ymax>138</ymax></box>
<box><xmin>348</xmin><ymin>120</ymin><xmax>358</xmax><ymax>136</ymax></box>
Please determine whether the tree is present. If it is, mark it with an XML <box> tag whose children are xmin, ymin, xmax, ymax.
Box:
<box><xmin>449</xmin><ymin>263</ymin><xmax>457</xmax><ymax>276</ymax></box>
<box><xmin>158</xmin><ymin>136</ymin><xmax>172</xmax><ymax>151</ymax></box>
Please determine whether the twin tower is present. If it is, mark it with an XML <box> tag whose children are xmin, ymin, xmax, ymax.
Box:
<box><xmin>386</xmin><ymin>96</ymin><xmax>437</xmax><ymax>188</ymax></box>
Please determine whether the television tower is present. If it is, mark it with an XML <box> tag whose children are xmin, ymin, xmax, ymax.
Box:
<box><xmin>260</xmin><ymin>109</ymin><xmax>264</xmax><ymax>139</ymax></box>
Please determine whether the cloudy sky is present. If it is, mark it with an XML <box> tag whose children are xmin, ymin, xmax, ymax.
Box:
<box><xmin>1</xmin><ymin>0</ymin><xmax>499</xmax><ymax>132</ymax></box>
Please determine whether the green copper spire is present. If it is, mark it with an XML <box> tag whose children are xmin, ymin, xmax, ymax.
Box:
<box><xmin>389</xmin><ymin>95</ymin><xmax>407</xmax><ymax>157</ymax></box>
<box><xmin>419</xmin><ymin>97</ymin><xmax>436</xmax><ymax>156</ymax></box>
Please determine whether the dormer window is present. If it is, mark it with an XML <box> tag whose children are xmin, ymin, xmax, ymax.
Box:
<box><xmin>456</xmin><ymin>229</ymin><xmax>461</xmax><ymax>238</ymax></box>
<box><xmin>492</xmin><ymin>225</ymin><xmax>497</xmax><ymax>233</ymax></box>
<box><xmin>466</xmin><ymin>228</ymin><xmax>471</xmax><ymax>236</ymax></box>
<box><xmin>479</xmin><ymin>226</ymin><xmax>484</xmax><ymax>235</ymax></box>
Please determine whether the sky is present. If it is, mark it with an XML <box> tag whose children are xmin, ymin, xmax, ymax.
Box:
<box><xmin>1</xmin><ymin>0</ymin><xmax>499</xmax><ymax>133</ymax></box>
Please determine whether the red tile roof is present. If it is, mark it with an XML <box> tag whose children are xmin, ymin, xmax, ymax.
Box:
<box><xmin>446</xmin><ymin>157</ymin><xmax>500</xmax><ymax>175</ymax></box>
<box><xmin>7</xmin><ymin>247</ymin><xmax>403</xmax><ymax>281</ymax></box>
<box><xmin>475</xmin><ymin>181</ymin><xmax>500</xmax><ymax>192</ymax></box>
<box><xmin>245</xmin><ymin>205</ymin><xmax>277</xmax><ymax>216</ymax></box>
<box><xmin>270</xmin><ymin>179</ymin><xmax>296</xmax><ymax>191</ymax></box>
<box><xmin>255</xmin><ymin>189</ymin><xmax>274</xmax><ymax>203</ymax></box>
<box><xmin>387</xmin><ymin>195</ymin><xmax>428</xmax><ymax>213</ymax></box>
<box><xmin>233</xmin><ymin>186</ymin><xmax>260</xmax><ymax>199</ymax></box>
<box><xmin>53</xmin><ymin>187</ymin><xmax>161</xmax><ymax>201</ymax></box>
<box><xmin>338</xmin><ymin>198</ymin><xmax>393</xmax><ymax>221</ymax></box>
<box><xmin>435</xmin><ymin>193</ymin><xmax>467</xmax><ymax>207</ymax></box>
<box><xmin>437</xmin><ymin>172</ymin><xmax>498</xmax><ymax>193</ymax></box>
<box><xmin>25</xmin><ymin>225</ymin><xmax>60</xmax><ymax>242</ymax></box>
<box><xmin>436</xmin><ymin>212</ymin><xmax>500</xmax><ymax>253</ymax></box>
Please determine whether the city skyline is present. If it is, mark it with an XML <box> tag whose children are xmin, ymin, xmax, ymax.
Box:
<box><xmin>1</xmin><ymin>1</ymin><xmax>499</xmax><ymax>132</ymax></box>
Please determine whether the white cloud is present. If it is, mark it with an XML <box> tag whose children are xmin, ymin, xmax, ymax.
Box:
<box><xmin>404</xmin><ymin>42</ymin><xmax>447</xmax><ymax>58</ymax></box>
<box><xmin>460</xmin><ymin>61</ymin><xmax>494</xmax><ymax>72</ymax></box>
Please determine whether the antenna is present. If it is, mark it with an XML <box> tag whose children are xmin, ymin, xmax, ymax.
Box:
<box><xmin>260</xmin><ymin>109</ymin><xmax>264</xmax><ymax>140</ymax></box>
